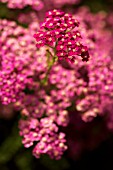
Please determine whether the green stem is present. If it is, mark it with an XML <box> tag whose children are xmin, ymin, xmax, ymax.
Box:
<box><xmin>41</xmin><ymin>48</ymin><xmax>58</xmax><ymax>86</ymax></box>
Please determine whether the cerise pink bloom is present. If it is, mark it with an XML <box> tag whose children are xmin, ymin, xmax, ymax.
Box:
<box><xmin>34</xmin><ymin>9</ymin><xmax>90</xmax><ymax>63</ymax></box>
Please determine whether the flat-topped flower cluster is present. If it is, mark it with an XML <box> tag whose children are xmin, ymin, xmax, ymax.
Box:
<box><xmin>34</xmin><ymin>9</ymin><xmax>90</xmax><ymax>63</ymax></box>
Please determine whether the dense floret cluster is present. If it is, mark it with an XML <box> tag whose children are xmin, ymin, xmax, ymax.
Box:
<box><xmin>0</xmin><ymin>0</ymin><xmax>80</xmax><ymax>10</ymax></box>
<box><xmin>34</xmin><ymin>9</ymin><xmax>90</xmax><ymax>63</ymax></box>
<box><xmin>0</xmin><ymin>0</ymin><xmax>44</xmax><ymax>10</ymax></box>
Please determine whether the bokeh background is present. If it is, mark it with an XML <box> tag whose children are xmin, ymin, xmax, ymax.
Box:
<box><xmin>0</xmin><ymin>0</ymin><xmax>113</xmax><ymax>170</ymax></box>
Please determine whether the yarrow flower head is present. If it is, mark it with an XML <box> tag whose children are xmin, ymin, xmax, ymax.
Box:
<box><xmin>0</xmin><ymin>0</ymin><xmax>44</xmax><ymax>11</ymax></box>
<box><xmin>34</xmin><ymin>9</ymin><xmax>90</xmax><ymax>63</ymax></box>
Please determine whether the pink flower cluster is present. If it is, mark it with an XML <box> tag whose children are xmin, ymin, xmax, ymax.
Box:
<box><xmin>65</xmin><ymin>8</ymin><xmax>113</xmax><ymax>158</ymax></box>
<box><xmin>19</xmin><ymin>117</ymin><xmax>67</xmax><ymax>159</ymax></box>
<box><xmin>0</xmin><ymin>5</ymin><xmax>113</xmax><ymax>161</ymax></box>
<box><xmin>34</xmin><ymin>9</ymin><xmax>90</xmax><ymax>63</ymax></box>
<box><xmin>0</xmin><ymin>0</ymin><xmax>80</xmax><ymax>11</ymax></box>
<box><xmin>0</xmin><ymin>19</ymin><xmax>69</xmax><ymax>159</ymax></box>
<box><xmin>0</xmin><ymin>19</ymin><xmax>46</xmax><ymax>104</ymax></box>
<box><xmin>0</xmin><ymin>0</ymin><xmax>44</xmax><ymax>10</ymax></box>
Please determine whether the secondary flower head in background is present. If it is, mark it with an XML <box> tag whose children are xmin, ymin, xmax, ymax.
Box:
<box><xmin>34</xmin><ymin>9</ymin><xmax>90</xmax><ymax>63</ymax></box>
<box><xmin>0</xmin><ymin>0</ymin><xmax>81</xmax><ymax>11</ymax></box>
<box><xmin>0</xmin><ymin>0</ymin><xmax>44</xmax><ymax>10</ymax></box>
